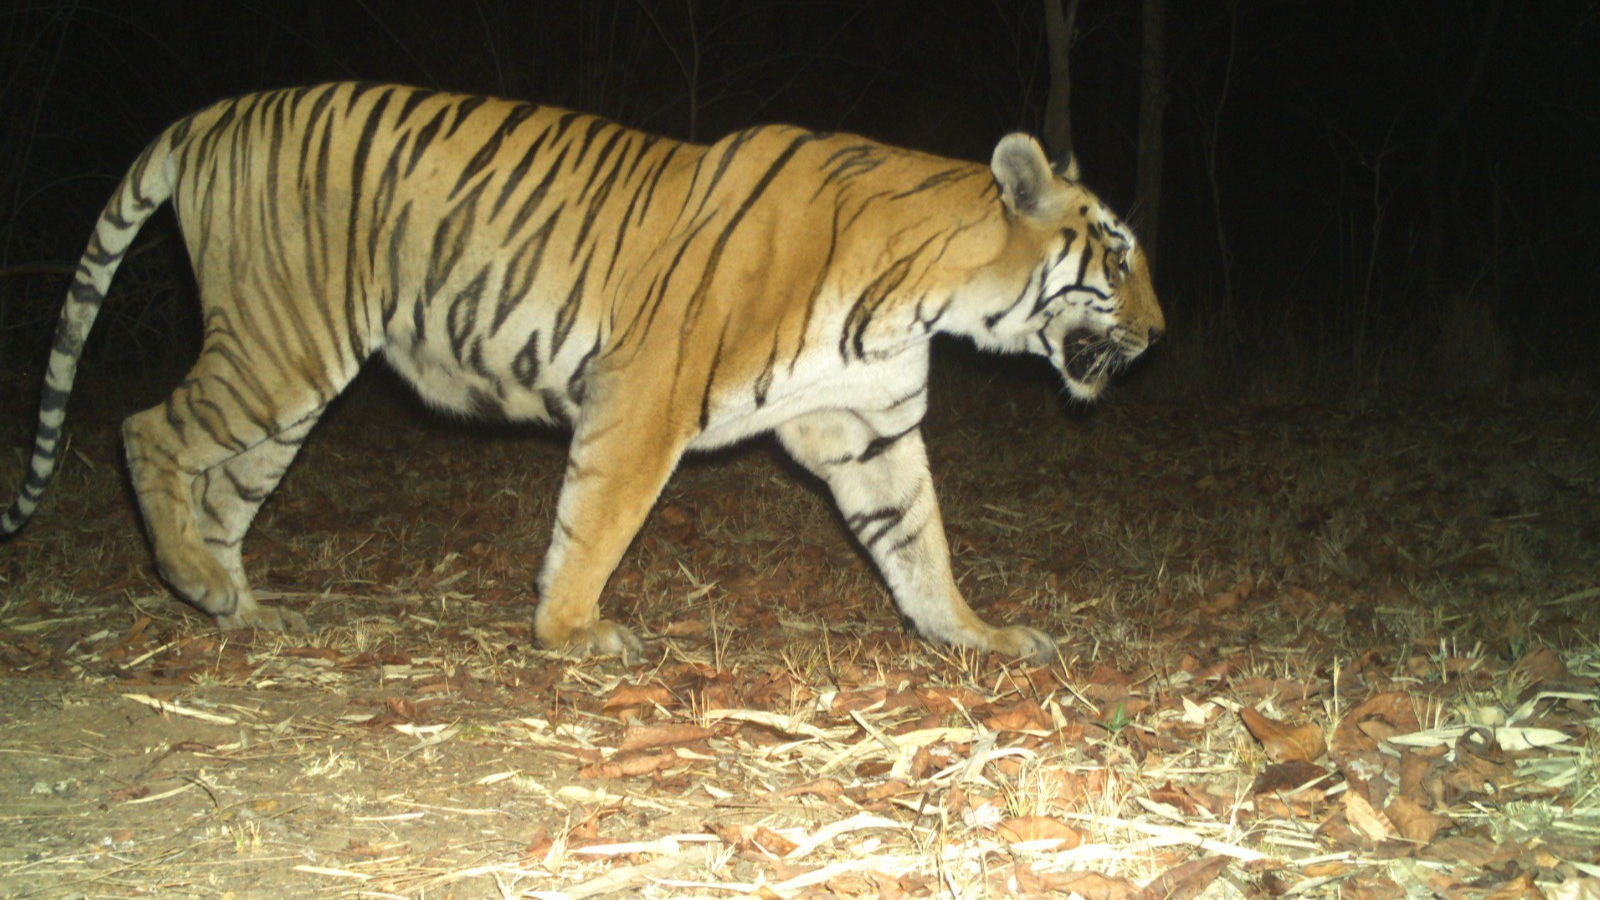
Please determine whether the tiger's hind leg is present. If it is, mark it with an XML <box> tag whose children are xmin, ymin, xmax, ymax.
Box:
<box><xmin>124</xmin><ymin>347</ymin><xmax>348</xmax><ymax>631</ymax></box>
<box><xmin>776</xmin><ymin>409</ymin><xmax>1058</xmax><ymax>664</ymax></box>
<box><xmin>188</xmin><ymin>415</ymin><xmax>321</xmax><ymax>631</ymax></box>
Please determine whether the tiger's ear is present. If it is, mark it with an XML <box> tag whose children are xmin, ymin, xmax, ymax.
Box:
<box><xmin>1053</xmin><ymin>151</ymin><xmax>1081</xmax><ymax>183</ymax></box>
<box><xmin>991</xmin><ymin>133</ymin><xmax>1055</xmax><ymax>218</ymax></box>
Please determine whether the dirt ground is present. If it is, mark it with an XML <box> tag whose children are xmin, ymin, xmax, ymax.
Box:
<box><xmin>1</xmin><ymin>355</ymin><xmax>1598</xmax><ymax>899</ymax></box>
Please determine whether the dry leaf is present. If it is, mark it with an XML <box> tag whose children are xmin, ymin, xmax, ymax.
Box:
<box><xmin>1513</xmin><ymin>646</ymin><xmax>1568</xmax><ymax>682</ymax></box>
<box><xmin>1341</xmin><ymin>872</ymin><xmax>1406</xmax><ymax>900</ymax></box>
<box><xmin>1135</xmin><ymin>855</ymin><xmax>1228</xmax><ymax>900</ymax></box>
<box><xmin>1385</xmin><ymin>795</ymin><xmax>1450</xmax><ymax>844</ymax></box>
<box><xmin>1200</xmin><ymin>576</ymin><xmax>1252</xmax><ymax>614</ymax></box>
<box><xmin>1344</xmin><ymin>788</ymin><xmax>1396</xmax><ymax>841</ymax></box>
<box><xmin>995</xmin><ymin>815</ymin><xmax>1083</xmax><ymax>849</ymax></box>
<box><xmin>778</xmin><ymin>778</ymin><xmax>845</xmax><ymax>801</ymax></box>
<box><xmin>1252</xmin><ymin>760</ymin><xmax>1333</xmax><ymax>796</ymax></box>
<box><xmin>618</xmin><ymin>723</ymin><xmax>714</xmax><ymax>752</ymax></box>
<box><xmin>1398</xmin><ymin>750</ymin><xmax>1438</xmax><ymax>804</ymax></box>
<box><xmin>1036</xmin><ymin>870</ymin><xmax>1139</xmax><ymax>900</ymax></box>
<box><xmin>602</xmin><ymin>682</ymin><xmax>675</xmax><ymax>713</ymax></box>
<box><xmin>577</xmin><ymin>749</ymin><xmax>677</xmax><ymax>779</ymax></box>
<box><xmin>1480</xmin><ymin>871</ymin><xmax>1546</xmax><ymax>900</ymax></box>
<box><xmin>980</xmin><ymin>699</ymin><xmax>1053</xmax><ymax>732</ymax></box>
<box><xmin>1240</xmin><ymin>706</ymin><xmax>1326</xmax><ymax>763</ymax></box>
<box><xmin>1333</xmin><ymin>692</ymin><xmax>1424</xmax><ymax>755</ymax></box>
<box><xmin>709</xmin><ymin>822</ymin><xmax>798</xmax><ymax>857</ymax></box>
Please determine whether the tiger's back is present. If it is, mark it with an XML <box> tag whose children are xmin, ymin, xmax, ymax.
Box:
<box><xmin>5</xmin><ymin>82</ymin><xmax>1163</xmax><ymax>660</ymax></box>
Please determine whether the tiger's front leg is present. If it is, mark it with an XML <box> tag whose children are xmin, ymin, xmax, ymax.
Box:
<box><xmin>533</xmin><ymin>403</ymin><xmax>689</xmax><ymax>662</ymax></box>
<box><xmin>776</xmin><ymin>410</ymin><xmax>1057</xmax><ymax>664</ymax></box>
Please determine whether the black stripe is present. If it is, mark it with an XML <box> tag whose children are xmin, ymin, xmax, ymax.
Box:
<box><xmin>572</xmin><ymin>118</ymin><xmax>610</xmax><ymax>164</ymax></box>
<box><xmin>491</xmin><ymin>213</ymin><xmax>559</xmax><ymax>334</ymax></box>
<box><xmin>490</xmin><ymin>128</ymin><xmax>550</xmax><ymax>220</ymax></box>
<box><xmin>891</xmin><ymin>167</ymin><xmax>970</xmax><ymax>200</ymax></box>
<box><xmin>424</xmin><ymin>178</ymin><xmax>489</xmax><ymax>301</ymax></box>
<box><xmin>446</xmin><ymin>269</ymin><xmax>489</xmax><ymax>363</ymax></box>
<box><xmin>394</xmin><ymin>87</ymin><xmax>439</xmax><ymax>126</ymax></box>
<box><xmin>840</xmin><ymin>250</ymin><xmax>918</xmax><ymax>360</ymax></box>
<box><xmin>342</xmin><ymin>86</ymin><xmax>397</xmax><ymax>360</ymax></box>
<box><xmin>505</xmin><ymin>148</ymin><xmax>570</xmax><ymax>237</ymax></box>
<box><xmin>50</xmin><ymin>321</ymin><xmax>82</xmax><ymax>357</ymax></box>
<box><xmin>406</xmin><ymin>106</ymin><xmax>450</xmax><ymax>175</ymax></box>
<box><xmin>445</xmin><ymin>95</ymin><xmax>487</xmax><ymax>138</ymax></box>
<box><xmin>566</xmin><ymin>338</ymin><xmax>600</xmax><ymax>405</ymax></box>
<box><xmin>572</xmin><ymin>137</ymin><xmax>629</xmax><ymax>259</ymax></box>
<box><xmin>451</xmin><ymin>103</ymin><xmax>537</xmax><ymax>200</ymax></box>
<box><xmin>380</xmin><ymin>203</ymin><xmax>412</xmax><ymax>327</ymax></box>
<box><xmin>699</xmin><ymin>321</ymin><xmax>730</xmax><ymax>430</ymax></box>
<box><xmin>511</xmin><ymin>329</ymin><xmax>542</xmax><ymax>388</ymax></box>
<box><xmin>550</xmin><ymin>245</ymin><xmax>594</xmax><ymax>357</ymax></box>
<box><xmin>39</xmin><ymin>384</ymin><xmax>70</xmax><ymax>410</ymax></box>
<box><xmin>680</xmin><ymin>133</ymin><xmax>817</xmax><ymax>338</ymax></box>
<box><xmin>753</xmin><ymin>342</ymin><xmax>777</xmax><ymax>407</ymax></box>
<box><xmin>846</xmin><ymin>505</ymin><xmax>907</xmax><ymax>551</ymax></box>
<box><xmin>858</xmin><ymin>425</ymin><xmax>916</xmax><ymax>463</ymax></box>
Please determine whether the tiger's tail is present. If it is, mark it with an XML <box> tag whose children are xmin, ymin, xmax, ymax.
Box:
<box><xmin>2</xmin><ymin>127</ymin><xmax>179</xmax><ymax>536</ymax></box>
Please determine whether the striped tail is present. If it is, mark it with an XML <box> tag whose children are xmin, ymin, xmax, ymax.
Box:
<box><xmin>2</xmin><ymin>130</ymin><xmax>177</xmax><ymax>536</ymax></box>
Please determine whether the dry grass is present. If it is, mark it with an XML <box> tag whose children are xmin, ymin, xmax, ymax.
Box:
<box><xmin>1</xmin><ymin>354</ymin><xmax>1598</xmax><ymax>898</ymax></box>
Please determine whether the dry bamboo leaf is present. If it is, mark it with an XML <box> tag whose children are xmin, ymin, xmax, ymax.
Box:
<box><xmin>1548</xmin><ymin>876</ymin><xmax>1600</xmax><ymax>900</ymax></box>
<box><xmin>1388</xmin><ymin>725</ymin><xmax>1573</xmax><ymax>752</ymax></box>
<box><xmin>292</xmin><ymin>865</ymin><xmax>371</xmax><ymax>881</ymax></box>
<box><xmin>703</xmin><ymin>708</ymin><xmax>853</xmax><ymax>741</ymax></box>
<box><xmin>122</xmin><ymin>693</ymin><xmax>238</xmax><ymax>725</ymax></box>
<box><xmin>784</xmin><ymin>813</ymin><xmax>904</xmax><ymax>860</ymax></box>
<box><xmin>1240</xmin><ymin>706</ymin><xmax>1326</xmax><ymax>763</ymax></box>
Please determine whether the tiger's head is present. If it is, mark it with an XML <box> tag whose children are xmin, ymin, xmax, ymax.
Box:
<box><xmin>965</xmin><ymin>134</ymin><xmax>1164</xmax><ymax>401</ymax></box>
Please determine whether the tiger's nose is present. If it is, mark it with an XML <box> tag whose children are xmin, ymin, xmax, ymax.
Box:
<box><xmin>1147</xmin><ymin>324</ymin><xmax>1165</xmax><ymax>344</ymax></box>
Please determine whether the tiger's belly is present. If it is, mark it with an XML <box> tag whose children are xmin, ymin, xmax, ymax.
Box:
<box><xmin>381</xmin><ymin>303</ymin><xmax>929</xmax><ymax>444</ymax></box>
<box><xmin>380</xmin><ymin>332</ymin><xmax>577</xmax><ymax>424</ymax></box>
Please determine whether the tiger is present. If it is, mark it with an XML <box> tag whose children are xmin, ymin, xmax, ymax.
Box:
<box><xmin>2</xmin><ymin>82</ymin><xmax>1163</xmax><ymax>663</ymax></box>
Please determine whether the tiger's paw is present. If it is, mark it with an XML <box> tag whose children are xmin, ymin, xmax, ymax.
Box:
<box><xmin>549</xmin><ymin>620</ymin><xmax>645</xmax><ymax>663</ymax></box>
<box><xmin>984</xmin><ymin>624</ymin><xmax>1058</xmax><ymax>665</ymax></box>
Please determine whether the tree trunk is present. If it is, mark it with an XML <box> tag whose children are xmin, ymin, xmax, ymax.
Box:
<box><xmin>1134</xmin><ymin>0</ymin><xmax>1167</xmax><ymax>261</ymax></box>
<box><xmin>1041</xmin><ymin>0</ymin><xmax>1080</xmax><ymax>165</ymax></box>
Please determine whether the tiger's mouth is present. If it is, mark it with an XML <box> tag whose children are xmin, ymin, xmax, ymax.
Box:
<box><xmin>1060</xmin><ymin>328</ymin><xmax>1123</xmax><ymax>395</ymax></box>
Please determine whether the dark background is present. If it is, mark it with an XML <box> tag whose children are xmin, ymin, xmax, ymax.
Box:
<box><xmin>1</xmin><ymin>0</ymin><xmax>1595</xmax><ymax>401</ymax></box>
